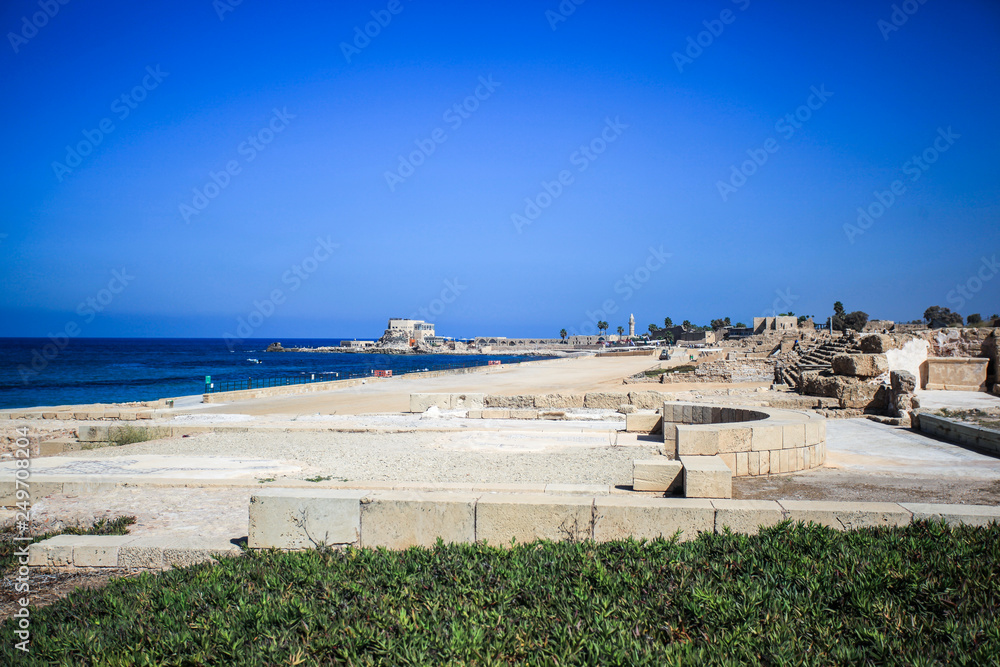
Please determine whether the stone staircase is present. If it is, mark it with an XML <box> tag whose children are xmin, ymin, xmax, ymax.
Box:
<box><xmin>778</xmin><ymin>336</ymin><xmax>855</xmax><ymax>389</ymax></box>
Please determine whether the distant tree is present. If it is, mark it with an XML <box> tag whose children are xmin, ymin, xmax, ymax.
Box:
<box><xmin>797</xmin><ymin>315</ymin><xmax>813</xmax><ymax>325</ymax></box>
<box><xmin>923</xmin><ymin>306</ymin><xmax>963</xmax><ymax>327</ymax></box>
<box><xmin>735</xmin><ymin>322</ymin><xmax>747</xmax><ymax>328</ymax></box>
<box><xmin>559</xmin><ymin>329</ymin><xmax>567</xmax><ymax>341</ymax></box>
<box><xmin>842</xmin><ymin>311</ymin><xmax>869</xmax><ymax>332</ymax></box>
<box><xmin>710</xmin><ymin>318</ymin><xmax>730</xmax><ymax>330</ymax></box>
<box><xmin>991</xmin><ymin>313</ymin><xmax>999</xmax><ymax>319</ymax></box>
<box><xmin>778</xmin><ymin>312</ymin><xmax>794</xmax><ymax>317</ymax></box>
<box><xmin>832</xmin><ymin>302</ymin><xmax>847</xmax><ymax>331</ymax></box>
<box><xmin>664</xmin><ymin>317</ymin><xmax>673</xmax><ymax>329</ymax></box>
<box><xmin>648</xmin><ymin>324</ymin><xmax>658</xmax><ymax>334</ymax></box>
<box><xmin>682</xmin><ymin>320</ymin><xmax>692</xmax><ymax>328</ymax></box>
<box><xmin>663</xmin><ymin>331</ymin><xmax>674</xmax><ymax>344</ymax></box>
<box><xmin>597</xmin><ymin>321</ymin><xmax>608</xmax><ymax>337</ymax></box>
<box><xmin>967</xmin><ymin>313</ymin><xmax>982</xmax><ymax>325</ymax></box>
<box><xmin>834</xmin><ymin>302</ymin><xmax>845</xmax><ymax>316</ymax></box>
<box><xmin>617</xmin><ymin>326</ymin><xmax>624</xmax><ymax>337</ymax></box>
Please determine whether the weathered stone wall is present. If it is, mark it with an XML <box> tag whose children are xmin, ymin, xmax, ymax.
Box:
<box><xmin>660</xmin><ymin>359</ymin><xmax>776</xmax><ymax>384</ymax></box>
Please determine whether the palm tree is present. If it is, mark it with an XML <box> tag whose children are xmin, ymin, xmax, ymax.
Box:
<box><xmin>559</xmin><ymin>328</ymin><xmax>567</xmax><ymax>341</ymax></box>
<box><xmin>616</xmin><ymin>325</ymin><xmax>624</xmax><ymax>338</ymax></box>
<box><xmin>597</xmin><ymin>321</ymin><xmax>608</xmax><ymax>337</ymax></box>
<box><xmin>664</xmin><ymin>317</ymin><xmax>673</xmax><ymax>329</ymax></box>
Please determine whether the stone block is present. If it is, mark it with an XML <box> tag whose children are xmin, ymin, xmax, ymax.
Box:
<box><xmin>0</xmin><ymin>481</ymin><xmax>63</xmax><ymax>507</ymax></box>
<box><xmin>480</xmin><ymin>409</ymin><xmax>510</xmax><ymax>419</ymax></box>
<box><xmin>509</xmin><ymin>409</ymin><xmax>538</xmax><ymax>420</ymax></box>
<box><xmin>770</xmin><ymin>450</ymin><xmax>780</xmax><ymax>474</ymax></box>
<box><xmin>593</xmin><ymin>497</ymin><xmax>714</xmax><ymax>542</ymax></box>
<box><xmin>779</xmin><ymin>450</ymin><xmax>790</xmax><ymax>473</ymax></box>
<box><xmin>682</xmin><ymin>405</ymin><xmax>694</xmax><ymax>423</ymax></box>
<box><xmin>899</xmin><ymin>502</ymin><xmax>1000</xmax><ymax>527</ymax></box>
<box><xmin>119</xmin><ymin>542</ymin><xmax>165</xmax><ymax>570</ymax></box>
<box><xmin>119</xmin><ymin>411</ymin><xmax>137</xmax><ymax>420</ymax></box>
<box><xmin>249</xmin><ymin>489</ymin><xmax>364</xmax><ymax>549</ymax></box>
<box><xmin>749</xmin><ymin>424</ymin><xmax>781</xmax><ymax>452</ymax></box>
<box><xmin>361</xmin><ymin>491</ymin><xmax>477</xmax><ymax>549</ymax></box>
<box><xmin>583</xmin><ymin>392</ymin><xmax>628</xmax><ymax>409</ymax></box>
<box><xmin>925</xmin><ymin>357</ymin><xmax>990</xmax><ymax>391</ymax></box>
<box><xmin>890</xmin><ymin>370</ymin><xmax>917</xmax><ymax>394</ymax></box>
<box><xmin>164</xmin><ymin>540</ymin><xmax>242</xmax><ymax>568</ymax></box>
<box><xmin>748</xmin><ymin>451</ymin><xmax>760</xmax><ymax>476</ymax></box>
<box><xmin>625</xmin><ymin>412</ymin><xmax>661</xmax><ymax>434</ymax></box>
<box><xmin>137</xmin><ymin>411</ymin><xmax>153</xmax><ymax>419</ymax></box>
<box><xmin>535</xmin><ymin>394</ymin><xmax>584</xmax><ymax>408</ymax></box>
<box><xmin>675</xmin><ymin>425</ymin><xmax>719</xmax><ymax>456</ymax></box>
<box><xmin>28</xmin><ymin>535</ymin><xmax>80</xmax><ymax>567</ymax></box>
<box><xmin>632</xmin><ymin>459</ymin><xmax>683</xmax><ymax>492</ymax></box>
<box><xmin>736</xmin><ymin>452</ymin><xmax>748</xmax><ymax>477</ymax></box>
<box><xmin>73</xmin><ymin>536</ymin><xmax>135</xmax><ymax>567</ymax></box>
<box><xmin>782</xmin><ymin>423</ymin><xmax>806</xmax><ymax>449</ymax></box>
<box><xmin>680</xmin><ymin>455</ymin><xmax>732</xmax><ymax>498</ymax></box>
<box><xmin>77</xmin><ymin>424</ymin><xmax>110</xmax><ymax>442</ymax></box>
<box><xmin>779</xmin><ymin>500</ymin><xmax>911</xmax><ymax>529</ymax></box>
<box><xmin>804</xmin><ymin>420</ymin><xmax>824</xmax><ymax>446</ymax></box>
<box><xmin>718</xmin><ymin>453</ymin><xmax>736</xmax><ymax>473</ymax></box>
<box><xmin>103</xmin><ymin>410</ymin><xmax>120</xmax><ymax>419</ymax></box>
<box><xmin>410</xmin><ymin>393</ymin><xmax>452</xmax><ymax>412</ymax></box>
<box><xmin>832</xmin><ymin>353</ymin><xmax>889</xmax><ymax>378</ymax></box>
<box><xmin>759</xmin><ymin>450</ymin><xmax>770</xmax><ymax>475</ymax></box>
<box><xmin>617</xmin><ymin>404</ymin><xmax>636</xmax><ymax>414</ymax></box>
<box><xmin>713</xmin><ymin>499</ymin><xmax>784</xmax><ymax>534</ymax></box>
<box><xmin>859</xmin><ymin>334</ymin><xmax>893</xmax><ymax>354</ymax></box>
<box><xmin>466</xmin><ymin>410</ymin><xmax>483</xmax><ymax>419</ymax></box>
<box><xmin>41</xmin><ymin>412</ymin><xmax>56</xmax><ymax>419</ymax></box>
<box><xmin>475</xmin><ymin>494</ymin><xmax>594</xmax><ymax>544</ymax></box>
<box><xmin>544</xmin><ymin>484</ymin><xmax>610</xmax><ymax>495</ymax></box>
<box><xmin>628</xmin><ymin>391</ymin><xmax>668</xmax><ymax>410</ymax></box>
<box><xmin>452</xmin><ymin>394</ymin><xmax>485</xmax><ymax>410</ymax></box>
<box><xmin>484</xmin><ymin>395</ymin><xmax>533</xmax><ymax>409</ymax></box>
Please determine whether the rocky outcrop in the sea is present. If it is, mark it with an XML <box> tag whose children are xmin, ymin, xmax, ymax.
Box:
<box><xmin>265</xmin><ymin>342</ymin><xmax>284</xmax><ymax>352</ymax></box>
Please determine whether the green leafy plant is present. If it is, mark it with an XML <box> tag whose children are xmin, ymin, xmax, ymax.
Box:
<box><xmin>108</xmin><ymin>425</ymin><xmax>166</xmax><ymax>447</ymax></box>
<box><xmin>2</xmin><ymin>521</ymin><xmax>998</xmax><ymax>664</ymax></box>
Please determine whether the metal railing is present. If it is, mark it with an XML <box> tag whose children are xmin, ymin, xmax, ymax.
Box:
<box><xmin>203</xmin><ymin>357</ymin><xmax>533</xmax><ymax>394</ymax></box>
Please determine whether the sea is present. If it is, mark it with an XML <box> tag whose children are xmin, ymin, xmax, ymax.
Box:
<box><xmin>0</xmin><ymin>338</ymin><xmax>543</xmax><ymax>410</ymax></box>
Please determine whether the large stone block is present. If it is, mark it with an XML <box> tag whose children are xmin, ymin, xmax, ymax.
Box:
<box><xmin>625</xmin><ymin>412</ymin><xmax>662</xmax><ymax>434</ymax></box>
<box><xmin>632</xmin><ymin>459</ymin><xmax>683</xmax><ymax>492</ymax></box>
<box><xmin>680</xmin><ymin>455</ymin><xmax>732</xmax><ymax>498</ymax></box>
<box><xmin>718</xmin><ymin>426</ymin><xmax>752</xmax><ymax>453</ymax></box>
<box><xmin>593</xmin><ymin>497</ymin><xmax>714</xmax><ymax>542</ymax></box>
<box><xmin>475</xmin><ymin>494</ymin><xmax>594</xmax><ymax>544</ymax></box>
<box><xmin>361</xmin><ymin>491</ymin><xmax>477</xmax><ymax>549</ymax></box>
<box><xmin>713</xmin><ymin>500</ymin><xmax>784</xmax><ymax>535</ymax></box>
<box><xmin>583</xmin><ymin>392</ymin><xmax>628</xmax><ymax>409</ymax></box>
<box><xmin>781</xmin><ymin>423</ymin><xmax>806</xmax><ymax>449</ymax></box>
<box><xmin>859</xmin><ymin>334</ymin><xmax>893</xmax><ymax>354</ymax></box>
<box><xmin>675</xmin><ymin>425</ymin><xmax>719</xmax><ymax>456</ymax></box>
<box><xmin>628</xmin><ymin>391</ymin><xmax>669</xmax><ymax>410</ymax></box>
<box><xmin>249</xmin><ymin>489</ymin><xmax>364</xmax><ymax>549</ymax></box>
<box><xmin>451</xmin><ymin>393</ymin><xmax>485</xmax><ymax>409</ymax></box>
<box><xmin>534</xmin><ymin>393</ymin><xmax>584</xmax><ymax>408</ymax></box>
<box><xmin>77</xmin><ymin>424</ymin><xmax>110</xmax><ymax>442</ymax></box>
<box><xmin>779</xmin><ymin>500</ymin><xmax>910</xmax><ymax>529</ymax></box>
<box><xmin>480</xmin><ymin>409</ymin><xmax>510</xmax><ymax>419</ymax></box>
<box><xmin>832</xmin><ymin>353</ymin><xmax>888</xmax><ymax>378</ymax></box>
<box><xmin>28</xmin><ymin>535</ymin><xmax>81</xmax><ymax>567</ymax></box>
<box><xmin>749</xmin><ymin>424</ymin><xmax>781</xmax><ymax>452</ymax></box>
<box><xmin>72</xmin><ymin>536</ymin><xmax>136</xmax><ymax>567</ymax></box>
<box><xmin>410</xmin><ymin>394</ymin><xmax>452</xmax><ymax>412</ymax></box>
<box><xmin>890</xmin><ymin>370</ymin><xmax>917</xmax><ymax>394</ymax></box>
<box><xmin>925</xmin><ymin>357</ymin><xmax>990</xmax><ymax>391</ymax></box>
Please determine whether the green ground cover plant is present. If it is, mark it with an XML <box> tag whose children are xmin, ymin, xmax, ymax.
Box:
<box><xmin>3</xmin><ymin>521</ymin><xmax>998</xmax><ymax>664</ymax></box>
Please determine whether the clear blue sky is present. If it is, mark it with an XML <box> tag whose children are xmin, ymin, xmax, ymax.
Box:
<box><xmin>2</xmin><ymin>0</ymin><xmax>998</xmax><ymax>340</ymax></box>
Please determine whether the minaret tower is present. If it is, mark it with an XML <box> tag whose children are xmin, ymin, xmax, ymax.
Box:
<box><xmin>628</xmin><ymin>313</ymin><xmax>635</xmax><ymax>338</ymax></box>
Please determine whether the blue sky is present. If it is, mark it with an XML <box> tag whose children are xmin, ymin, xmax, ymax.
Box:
<box><xmin>1</xmin><ymin>0</ymin><xmax>998</xmax><ymax>340</ymax></box>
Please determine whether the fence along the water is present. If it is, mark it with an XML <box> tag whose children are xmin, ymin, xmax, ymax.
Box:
<box><xmin>203</xmin><ymin>358</ymin><xmax>525</xmax><ymax>393</ymax></box>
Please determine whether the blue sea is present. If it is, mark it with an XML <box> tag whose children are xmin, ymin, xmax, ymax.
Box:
<box><xmin>0</xmin><ymin>338</ymin><xmax>539</xmax><ymax>409</ymax></box>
